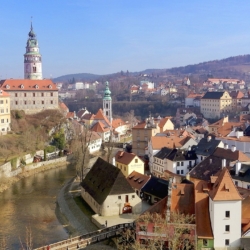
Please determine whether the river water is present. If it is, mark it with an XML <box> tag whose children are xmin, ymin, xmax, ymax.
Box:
<box><xmin>0</xmin><ymin>164</ymin><xmax>76</xmax><ymax>249</ymax></box>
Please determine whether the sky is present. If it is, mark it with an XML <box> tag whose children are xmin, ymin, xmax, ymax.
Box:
<box><xmin>1</xmin><ymin>0</ymin><xmax>250</xmax><ymax>79</ymax></box>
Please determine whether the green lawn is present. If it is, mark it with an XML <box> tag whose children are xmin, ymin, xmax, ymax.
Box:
<box><xmin>73</xmin><ymin>196</ymin><xmax>95</xmax><ymax>217</ymax></box>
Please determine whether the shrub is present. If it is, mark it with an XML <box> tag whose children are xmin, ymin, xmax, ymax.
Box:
<box><xmin>45</xmin><ymin>145</ymin><xmax>56</xmax><ymax>153</ymax></box>
<box><xmin>10</xmin><ymin>157</ymin><xmax>18</xmax><ymax>170</ymax></box>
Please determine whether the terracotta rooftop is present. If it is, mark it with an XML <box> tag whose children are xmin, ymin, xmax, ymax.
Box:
<box><xmin>0</xmin><ymin>79</ymin><xmax>58</xmax><ymax>91</ymax></box>
<box><xmin>112</xmin><ymin>118</ymin><xmax>126</xmax><ymax>129</ymax></box>
<box><xmin>115</xmin><ymin>151</ymin><xmax>139</xmax><ymax>165</ymax></box>
<box><xmin>94</xmin><ymin>109</ymin><xmax>111</xmax><ymax>127</ymax></box>
<box><xmin>194</xmin><ymin>180</ymin><xmax>213</xmax><ymax>238</ymax></box>
<box><xmin>0</xmin><ymin>90</ymin><xmax>9</xmax><ymax>97</ymax></box>
<box><xmin>126</xmin><ymin>171</ymin><xmax>150</xmax><ymax>190</ymax></box>
<box><xmin>91</xmin><ymin>121</ymin><xmax>110</xmax><ymax>133</ymax></box>
<box><xmin>209</xmin><ymin>167</ymin><xmax>242</xmax><ymax>201</ymax></box>
<box><xmin>213</xmin><ymin>147</ymin><xmax>250</xmax><ymax>162</ymax></box>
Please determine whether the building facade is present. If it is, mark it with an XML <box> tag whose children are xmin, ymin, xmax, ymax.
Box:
<box><xmin>0</xmin><ymin>90</ymin><xmax>11</xmax><ymax>135</ymax></box>
<box><xmin>0</xmin><ymin>79</ymin><xmax>58</xmax><ymax>114</ymax></box>
<box><xmin>201</xmin><ymin>91</ymin><xmax>232</xmax><ymax>119</ymax></box>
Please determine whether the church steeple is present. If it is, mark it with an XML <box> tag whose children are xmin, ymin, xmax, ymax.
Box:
<box><xmin>103</xmin><ymin>81</ymin><xmax>112</xmax><ymax>123</ymax></box>
<box><xmin>24</xmin><ymin>21</ymin><xmax>42</xmax><ymax>79</ymax></box>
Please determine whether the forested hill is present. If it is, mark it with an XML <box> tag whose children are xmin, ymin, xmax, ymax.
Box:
<box><xmin>53</xmin><ymin>54</ymin><xmax>250</xmax><ymax>82</ymax></box>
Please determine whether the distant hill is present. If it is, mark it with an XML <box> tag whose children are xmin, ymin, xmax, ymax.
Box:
<box><xmin>53</xmin><ymin>73</ymin><xmax>102</xmax><ymax>82</ymax></box>
<box><xmin>53</xmin><ymin>54</ymin><xmax>250</xmax><ymax>82</ymax></box>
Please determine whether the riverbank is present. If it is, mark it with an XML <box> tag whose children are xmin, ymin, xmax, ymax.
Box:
<box><xmin>0</xmin><ymin>160</ymin><xmax>70</xmax><ymax>193</ymax></box>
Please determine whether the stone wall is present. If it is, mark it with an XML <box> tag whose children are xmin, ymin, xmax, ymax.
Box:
<box><xmin>0</xmin><ymin>151</ymin><xmax>67</xmax><ymax>179</ymax></box>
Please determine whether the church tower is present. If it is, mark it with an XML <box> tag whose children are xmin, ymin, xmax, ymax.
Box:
<box><xmin>24</xmin><ymin>22</ymin><xmax>42</xmax><ymax>79</ymax></box>
<box><xmin>103</xmin><ymin>81</ymin><xmax>112</xmax><ymax>123</ymax></box>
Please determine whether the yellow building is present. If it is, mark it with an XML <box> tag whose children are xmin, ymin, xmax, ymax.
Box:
<box><xmin>0</xmin><ymin>90</ymin><xmax>11</xmax><ymax>135</ymax></box>
<box><xmin>200</xmin><ymin>91</ymin><xmax>232</xmax><ymax>119</ymax></box>
<box><xmin>132</xmin><ymin>116</ymin><xmax>174</xmax><ymax>156</ymax></box>
<box><xmin>115</xmin><ymin>151</ymin><xmax>144</xmax><ymax>177</ymax></box>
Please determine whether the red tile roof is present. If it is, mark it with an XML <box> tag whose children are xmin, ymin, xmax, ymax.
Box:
<box><xmin>126</xmin><ymin>171</ymin><xmax>150</xmax><ymax>190</ymax></box>
<box><xmin>0</xmin><ymin>90</ymin><xmax>9</xmax><ymax>97</ymax></box>
<box><xmin>91</xmin><ymin>121</ymin><xmax>110</xmax><ymax>133</ymax></box>
<box><xmin>0</xmin><ymin>79</ymin><xmax>58</xmax><ymax>91</ymax></box>
<box><xmin>209</xmin><ymin>167</ymin><xmax>242</xmax><ymax>201</ymax></box>
<box><xmin>115</xmin><ymin>151</ymin><xmax>139</xmax><ymax>165</ymax></box>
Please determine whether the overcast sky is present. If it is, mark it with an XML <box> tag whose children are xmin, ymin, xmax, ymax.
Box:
<box><xmin>1</xmin><ymin>0</ymin><xmax>250</xmax><ymax>79</ymax></box>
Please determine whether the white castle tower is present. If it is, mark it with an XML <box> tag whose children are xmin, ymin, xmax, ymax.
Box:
<box><xmin>24</xmin><ymin>22</ymin><xmax>42</xmax><ymax>79</ymax></box>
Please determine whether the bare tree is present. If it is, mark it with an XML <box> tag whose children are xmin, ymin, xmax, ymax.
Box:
<box><xmin>19</xmin><ymin>225</ymin><xmax>33</xmax><ymax>250</ymax></box>
<box><xmin>117</xmin><ymin>211</ymin><xmax>195</xmax><ymax>250</ymax></box>
<box><xmin>69</xmin><ymin>122</ymin><xmax>92</xmax><ymax>181</ymax></box>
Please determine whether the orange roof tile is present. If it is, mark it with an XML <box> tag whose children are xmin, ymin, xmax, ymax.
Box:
<box><xmin>59</xmin><ymin>102</ymin><xmax>68</xmax><ymax>111</ymax></box>
<box><xmin>0</xmin><ymin>89</ymin><xmax>9</xmax><ymax>97</ymax></box>
<box><xmin>112</xmin><ymin>118</ymin><xmax>126</xmax><ymax>129</ymax></box>
<box><xmin>0</xmin><ymin>79</ymin><xmax>58</xmax><ymax>91</ymax></box>
<box><xmin>171</xmin><ymin>183</ymin><xmax>195</xmax><ymax>215</ymax></box>
<box><xmin>115</xmin><ymin>150</ymin><xmax>137</xmax><ymax>165</ymax></box>
<box><xmin>209</xmin><ymin>167</ymin><xmax>242</xmax><ymax>201</ymax></box>
<box><xmin>158</xmin><ymin>117</ymin><xmax>172</xmax><ymax>128</ymax></box>
<box><xmin>91</xmin><ymin>121</ymin><xmax>110</xmax><ymax>133</ymax></box>
<box><xmin>66</xmin><ymin>112</ymin><xmax>74</xmax><ymax>119</ymax></box>
<box><xmin>127</xmin><ymin>171</ymin><xmax>150</xmax><ymax>190</ymax></box>
<box><xmin>213</xmin><ymin>148</ymin><xmax>250</xmax><ymax>162</ymax></box>
<box><xmin>94</xmin><ymin>109</ymin><xmax>111</xmax><ymax>126</ymax></box>
<box><xmin>194</xmin><ymin>180</ymin><xmax>213</xmax><ymax>238</ymax></box>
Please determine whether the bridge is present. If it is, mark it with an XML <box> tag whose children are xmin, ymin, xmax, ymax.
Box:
<box><xmin>34</xmin><ymin>222</ymin><xmax>135</xmax><ymax>250</ymax></box>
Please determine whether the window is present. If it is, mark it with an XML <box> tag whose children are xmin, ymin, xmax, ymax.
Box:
<box><xmin>50</xmin><ymin>92</ymin><xmax>53</xmax><ymax>97</ymax></box>
<box><xmin>33</xmin><ymin>101</ymin><xmax>35</xmax><ymax>104</ymax></box>
<box><xmin>225</xmin><ymin>211</ymin><xmax>230</xmax><ymax>218</ymax></box>
<box><xmin>225</xmin><ymin>225</ymin><xmax>230</xmax><ymax>232</ymax></box>
<box><xmin>235</xmin><ymin>181</ymin><xmax>238</xmax><ymax>186</ymax></box>
<box><xmin>247</xmin><ymin>185</ymin><xmax>250</xmax><ymax>190</ymax></box>
<box><xmin>181</xmin><ymin>170</ymin><xmax>184</xmax><ymax>174</ymax></box>
<box><xmin>118</xmin><ymin>196</ymin><xmax>121</xmax><ymax>199</ymax></box>
<box><xmin>41</xmin><ymin>93</ymin><xmax>44</xmax><ymax>97</ymax></box>
<box><xmin>0</xmin><ymin>109</ymin><xmax>4</xmax><ymax>113</ymax></box>
<box><xmin>177</xmin><ymin>170</ymin><xmax>180</xmax><ymax>175</ymax></box>
<box><xmin>139</xmin><ymin>225</ymin><xmax>146</xmax><ymax>232</ymax></box>
<box><xmin>0</xmin><ymin>100</ymin><xmax>3</xmax><ymax>104</ymax></box>
<box><xmin>51</xmin><ymin>100</ymin><xmax>53</xmax><ymax>104</ymax></box>
<box><xmin>106</xmin><ymin>103</ymin><xmax>108</xmax><ymax>108</ymax></box>
<box><xmin>33</xmin><ymin>93</ymin><xmax>35</xmax><ymax>97</ymax></box>
<box><xmin>42</xmin><ymin>101</ymin><xmax>44</xmax><ymax>105</ymax></box>
<box><xmin>15</xmin><ymin>93</ymin><xmax>17</xmax><ymax>97</ymax></box>
<box><xmin>15</xmin><ymin>101</ymin><xmax>18</xmax><ymax>105</ymax></box>
<box><xmin>33</xmin><ymin>66</ymin><xmax>36</xmax><ymax>72</ymax></box>
<box><xmin>1</xmin><ymin>119</ymin><xmax>4</xmax><ymax>123</ymax></box>
<box><xmin>225</xmin><ymin>239</ymin><xmax>229</xmax><ymax>246</ymax></box>
<box><xmin>135</xmin><ymin>159</ymin><xmax>138</xmax><ymax>163</ymax></box>
<box><xmin>132</xmin><ymin>195</ymin><xmax>135</xmax><ymax>198</ymax></box>
<box><xmin>181</xmin><ymin>162</ymin><xmax>184</xmax><ymax>166</ymax></box>
<box><xmin>24</xmin><ymin>101</ymin><xmax>27</xmax><ymax>105</ymax></box>
<box><xmin>24</xmin><ymin>93</ymin><xmax>27</xmax><ymax>97</ymax></box>
<box><xmin>177</xmin><ymin>162</ymin><xmax>180</xmax><ymax>166</ymax></box>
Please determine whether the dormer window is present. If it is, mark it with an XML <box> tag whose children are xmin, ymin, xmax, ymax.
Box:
<box><xmin>35</xmin><ymin>85</ymin><xmax>39</xmax><ymax>89</ymax></box>
<box><xmin>6</xmin><ymin>85</ymin><xmax>10</xmax><ymax>89</ymax></box>
<box><xmin>49</xmin><ymin>85</ymin><xmax>52</xmax><ymax>89</ymax></box>
<box><xmin>21</xmin><ymin>84</ymin><xmax>24</xmax><ymax>89</ymax></box>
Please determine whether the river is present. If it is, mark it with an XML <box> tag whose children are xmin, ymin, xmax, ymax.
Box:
<box><xmin>0</xmin><ymin>163</ymin><xmax>76</xmax><ymax>249</ymax></box>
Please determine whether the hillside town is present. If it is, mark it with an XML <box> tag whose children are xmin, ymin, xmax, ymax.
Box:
<box><xmin>2</xmin><ymin>21</ymin><xmax>250</xmax><ymax>250</ymax></box>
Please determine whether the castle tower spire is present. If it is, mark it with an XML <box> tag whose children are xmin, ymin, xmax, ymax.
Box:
<box><xmin>24</xmin><ymin>22</ymin><xmax>42</xmax><ymax>79</ymax></box>
<box><xmin>103</xmin><ymin>81</ymin><xmax>112</xmax><ymax>123</ymax></box>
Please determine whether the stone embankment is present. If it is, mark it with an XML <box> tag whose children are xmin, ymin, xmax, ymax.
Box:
<box><xmin>0</xmin><ymin>156</ymin><xmax>69</xmax><ymax>193</ymax></box>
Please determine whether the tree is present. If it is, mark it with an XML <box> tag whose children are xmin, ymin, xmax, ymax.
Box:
<box><xmin>69</xmin><ymin>123</ymin><xmax>92</xmax><ymax>181</ymax></box>
<box><xmin>116</xmin><ymin>211</ymin><xmax>195</xmax><ymax>250</ymax></box>
<box><xmin>134</xmin><ymin>211</ymin><xmax>195</xmax><ymax>250</ymax></box>
<box><xmin>52</xmin><ymin>128</ymin><xmax>66</xmax><ymax>150</ymax></box>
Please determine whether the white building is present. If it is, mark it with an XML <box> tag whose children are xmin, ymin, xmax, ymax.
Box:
<box><xmin>81</xmin><ymin>157</ymin><xmax>142</xmax><ymax>216</ymax></box>
<box><xmin>209</xmin><ymin>167</ymin><xmax>242</xmax><ymax>249</ymax></box>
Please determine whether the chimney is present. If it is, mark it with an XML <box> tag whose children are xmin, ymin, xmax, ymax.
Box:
<box><xmin>224</xmin><ymin>143</ymin><xmax>228</xmax><ymax>149</ymax></box>
<box><xmin>210</xmin><ymin>158</ymin><xmax>212</xmax><ymax>164</ymax></box>
<box><xmin>112</xmin><ymin>157</ymin><xmax>115</xmax><ymax>166</ymax></box>
<box><xmin>235</xmin><ymin>161</ymin><xmax>241</xmax><ymax>176</ymax></box>
<box><xmin>186</xmin><ymin>173</ymin><xmax>190</xmax><ymax>180</ymax></box>
<box><xmin>231</xmin><ymin>145</ymin><xmax>236</xmax><ymax>152</ymax></box>
<box><xmin>222</xmin><ymin>159</ymin><xmax>226</xmax><ymax>168</ymax></box>
<box><xmin>207</xmin><ymin>136</ymin><xmax>212</xmax><ymax>142</ymax></box>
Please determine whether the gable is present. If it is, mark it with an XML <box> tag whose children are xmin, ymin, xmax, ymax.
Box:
<box><xmin>81</xmin><ymin>157</ymin><xmax>134</xmax><ymax>204</ymax></box>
